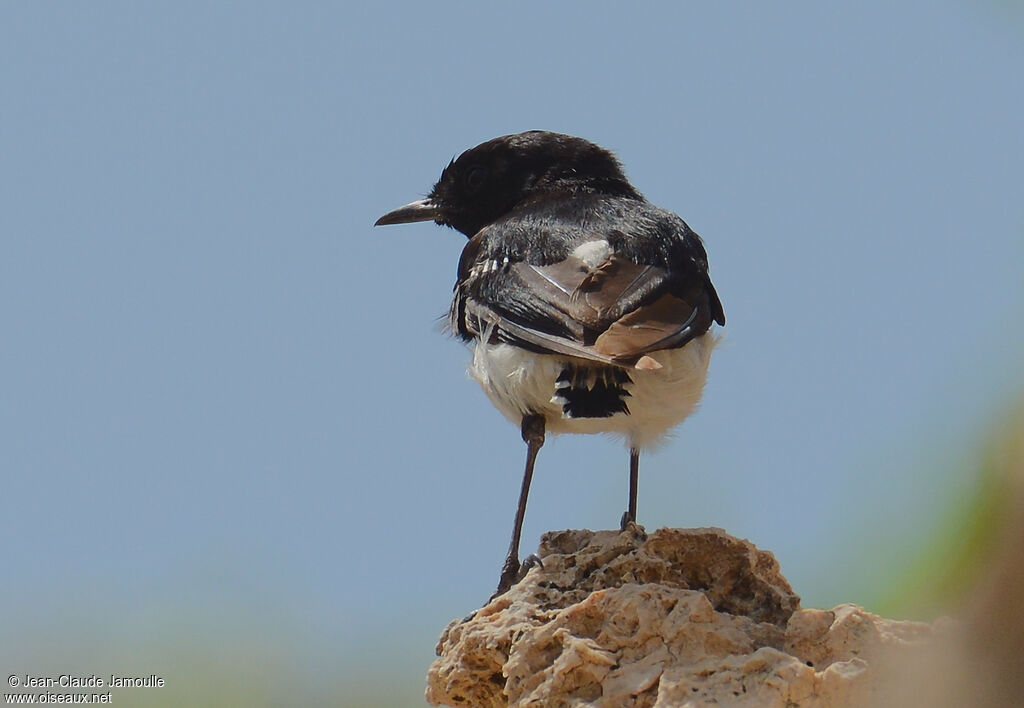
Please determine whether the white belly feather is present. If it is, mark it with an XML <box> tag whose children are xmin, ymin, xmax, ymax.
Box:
<box><xmin>468</xmin><ymin>334</ymin><xmax>717</xmax><ymax>450</ymax></box>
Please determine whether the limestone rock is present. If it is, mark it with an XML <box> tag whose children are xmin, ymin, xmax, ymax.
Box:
<box><xmin>426</xmin><ymin>527</ymin><xmax>934</xmax><ymax>708</ymax></box>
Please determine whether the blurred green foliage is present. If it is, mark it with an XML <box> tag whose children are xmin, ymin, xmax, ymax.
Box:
<box><xmin>877</xmin><ymin>399</ymin><xmax>1024</xmax><ymax>620</ymax></box>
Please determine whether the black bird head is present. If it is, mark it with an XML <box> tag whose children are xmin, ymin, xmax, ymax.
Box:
<box><xmin>375</xmin><ymin>131</ymin><xmax>642</xmax><ymax>238</ymax></box>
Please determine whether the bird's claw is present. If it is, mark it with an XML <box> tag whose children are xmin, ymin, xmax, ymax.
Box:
<box><xmin>492</xmin><ymin>556</ymin><xmax>520</xmax><ymax>599</ymax></box>
<box><xmin>491</xmin><ymin>553</ymin><xmax>544</xmax><ymax>600</ymax></box>
<box><xmin>620</xmin><ymin>510</ymin><xmax>636</xmax><ymax>531</ymax></box>
<box><xmin>519</xmin><ymin>553</ymin><xmax>544</xmax><ymax>577</ymax></box>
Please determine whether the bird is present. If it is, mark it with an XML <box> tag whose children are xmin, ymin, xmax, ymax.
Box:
<box><xmin>375</xmin><ymin>131</ymin><xmax>724</xmax><ymax>596</ymax></box>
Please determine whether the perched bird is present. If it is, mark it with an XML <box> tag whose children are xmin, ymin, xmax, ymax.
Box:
<box><xmin>376</xmin><ymin>131</ymin><xmax>724</xmax><ymax>595</ymax></box>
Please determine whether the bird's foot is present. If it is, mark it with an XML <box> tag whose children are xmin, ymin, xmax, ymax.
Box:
<box><xmin>520</xmin><ymin>553</ymin><xmax>544</xmax><ymax>575</ymax></box>
<box><xmin>492</xmin><ymin>555</ymin><xmax>520</xmax><ymax>599</ymax></box>
<box><xmin>491</xmin><ymin>553</ymin><xmax>544</xmax><ymax>600</ymax></box>
<box><xmin>619</xmin><ymin>510</ymin><xmax>636</xmax><ymax>531</ymax></box>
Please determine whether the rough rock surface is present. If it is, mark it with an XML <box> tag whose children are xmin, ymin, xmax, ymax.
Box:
<box><xmin>426</xmin><ymin>527</ymin><xmax>935</xmax><ymax>707</ymax></box>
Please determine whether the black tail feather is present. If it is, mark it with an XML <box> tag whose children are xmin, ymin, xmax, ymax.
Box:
<box><xmin>552</xmin><ymin>364</ymin><xmax>632</xmax><ymax>418</ymax></box>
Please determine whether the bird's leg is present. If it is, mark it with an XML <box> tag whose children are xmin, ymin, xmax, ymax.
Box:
<box><xmin>620</xmin><ymin>447</ymin><xmax>640</xmax><ymax>531</ymax></box>
<box><xmin>494</xmin><ymin>413</ymin><xmax>546</xmax><ymax>597</ymax></box>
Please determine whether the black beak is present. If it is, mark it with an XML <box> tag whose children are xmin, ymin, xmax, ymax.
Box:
<box><xmin>374</xmin><ymin>198</ymin><xmax>443</xmax><ymax>226</ymax></box>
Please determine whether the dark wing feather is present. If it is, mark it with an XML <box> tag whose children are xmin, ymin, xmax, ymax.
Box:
<box><xmin>449</xmin><ymin>198</ymin><xmax>722</xmax><ymax>368</ymax></box>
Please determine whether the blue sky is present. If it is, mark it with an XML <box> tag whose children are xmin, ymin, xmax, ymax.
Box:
<box><xmin>3</xmin><ymin>2</ymin><xmax>1022</xmax><ymax>704</ymax></box>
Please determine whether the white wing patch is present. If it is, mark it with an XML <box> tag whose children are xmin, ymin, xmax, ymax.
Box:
<box><xmin>571</xmin><ymin>240</ymin><xmax>613</xmax><ymax>268</ymax></box>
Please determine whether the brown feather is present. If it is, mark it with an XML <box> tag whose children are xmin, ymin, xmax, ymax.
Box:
<box><xmin>516</xmin><ymin>255</ymin><xmax>658</xmax><ymax>328</ymax></box>
<box><xmin>593</xmin><ymin>294</ymin><xmax>700</xmax><ymax>359</ymax></box>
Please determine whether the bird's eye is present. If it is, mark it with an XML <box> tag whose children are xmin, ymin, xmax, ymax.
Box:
<box><xmin>465</xmin><ymin>166</ymin><xmax>487</xmax><ymax>192</ymax></box>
